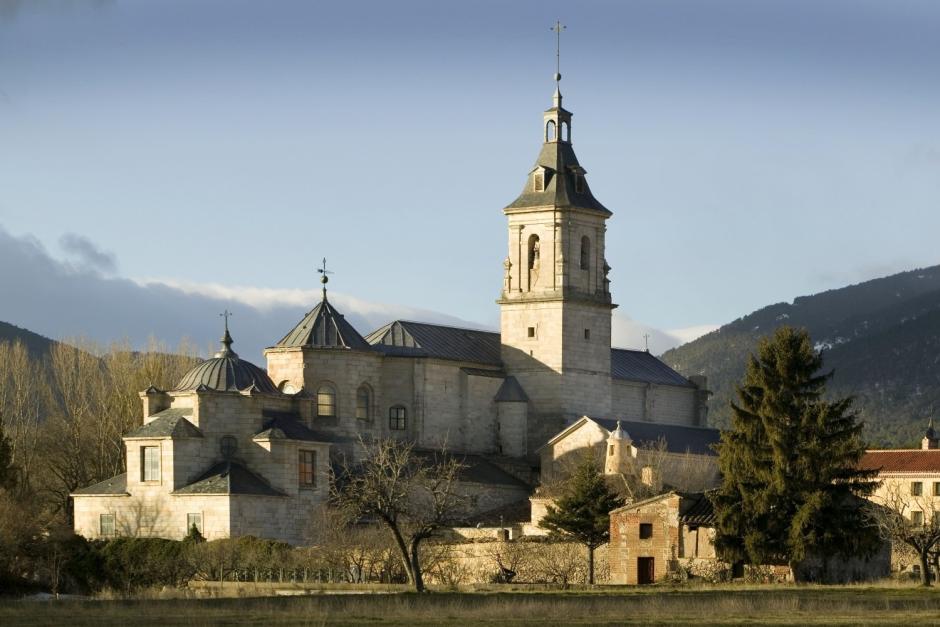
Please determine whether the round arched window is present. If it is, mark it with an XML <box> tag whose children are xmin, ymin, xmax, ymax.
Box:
<box><xmin>317</xmin><ymin>384</ymin><xmax>337</xmax><ymax>417</ymax></box>
<box><xmin>356</xmin><ymin>385</ymin><xmax>372</xmax><ymax>421</ymax></box>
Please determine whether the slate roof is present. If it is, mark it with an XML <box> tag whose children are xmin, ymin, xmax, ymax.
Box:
<box><xmin>506</xmin><ymin>135</ymin><xmax>611</xmax><ymax>215</ymax></box>
<box><xmin>173</xmin><ymin>461</ymin><xmax>286</xmax><ymax>497</ymax></box>
<box><xmin>411</xmin><ymin>450</ymin><xmax>530</xmax><ymax>489</ymax></box>
<box><xmin>256</xmin><ymin>412</ymin><xmax>343</xmax><ymax>443</ymax></box>
<box><xmin>593</xmin><ymin>418</ymin><xmax>720</xmax><ymax>456</ymax></box>
<box><xmin>366</xmin><ymin>321</ymin><xmax>502</xmax><ymax>366</ymax></box>
<box><xmin>495</xmin><ymin>376</ymin><xmax>529</xmax><ymax>402</ymax></box>
<box><xmin>125</xmin><ymin>409</ymin><xmax>203</xmax><ymax>439</ymax></box>
<box><xmin>460</xmin><ymin>498</ymin><xmax>532</xmax><ymax>526</ymax></box>
<box><xmin>859</xmin><ymin>450</ymin><xmax>940</xmax><ymax>474</ymax></box>
<box><xmin>276</xmin><ymin>293</ymin><xmax>372</xmax><ymax>350</ymax></box>
<box><xmin>611</xmin><ymin>349</ymin><xmax>695</xmax><ymax>388</ymax></box>
<box><xmin>72</xmin><ymin>473</ymin><xmax>128</xmax><ymax>496</ymax></box>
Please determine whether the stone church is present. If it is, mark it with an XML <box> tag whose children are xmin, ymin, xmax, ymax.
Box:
<box><xmin>72</xmin><ymin>77</ymin><xmax>714</xmax><ymax>544</ymax></box>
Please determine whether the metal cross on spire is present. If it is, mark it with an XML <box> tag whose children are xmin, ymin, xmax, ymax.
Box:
<box><xmin>551</xmin><ymin>20</ymin><xmax>566</xmax><ymax>84</ymax></box>
<box><xmin>317</xmin><ymin>257</ymin><xmax>333</xmax><ymax>299</ymax></box>
<box><xmin>220</xmin><ymin>309</ymin><xmax>233</xmax><ymax>333</ymax></box>
<box><xmin>643</xmin><ymin>333</ymin><xmax>651</xmax><ymax>352</ymax></box>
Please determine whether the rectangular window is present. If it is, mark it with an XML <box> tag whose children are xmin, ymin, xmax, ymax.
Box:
<box><xmin>100</xmin><ymin>513</ymin><xmax>115</xmax><ymax>537</ymax></box>
<box><xmin>911</xmin><ymin>481</ymin><xmax>923</xmax><ymax>496</ymax></box>
<box><xmin>934</xmin><ymin>482</ymin><xmax>940</xmax><ymax>497</ymax></box>
<box><xmin>527</xmin><ymin>327</ymin><xmax>535</xmax><ymax>338</ymax></box>
<box><xmin>608</xmin><ymin>445</ymin><xmax>614</xmax><ymax>457</ymax></box>
<box><xmin>639</xmin><ymin>523</ymin><xmax>653</xmax><ymax>540</ymax></box>
<box><xmin>575</xmin><ymin>174</ymin><xmax>584</xmax><ymax>193</ymax></box>
<box><xmin>534</xmin><ymin>173</ymin><xmax>544</xmax><ymax>192</ymax></box>
<box><xmin>187</xmin><ymin>513</ymin><xmax>203</xmax><ymax>534</ymax></box>
<box><xmin>389</xmin><ymin>406</ymin><xmax>407</xmax><ymax>431</ymax></box>
<box><xmin>299</xmin><ymin>450</ymin><xmax>316</xmax><ymax>487</ymax></box>
<box><xmin>141</xmin><ymin>446</ymin><xmax>160</xmax><ymax>482</ymax></box>
<box><xmin>911</xmin><ymin>510</ymin><xmax>924</xmax><ymax>526</ymax></box>
<box><xmin>584</xmin><ymin>328</ymin><xmax>591</xmax><ymax>340</ymax></box>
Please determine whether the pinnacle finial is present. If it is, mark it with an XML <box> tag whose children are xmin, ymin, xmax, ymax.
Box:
<box><xmin>217</xmin><ymin>309</ymin><xmax>236</xmax><ymax>357</ymax></box>
<box><xmin>551</xmin><ymin>20</ymin><xmax>565</xmax><ymax>85</ymax></box>
<box><xmin>317</xmin><ymin>257</ymin><xmax>333</xmax><ymax>300</ymax></box>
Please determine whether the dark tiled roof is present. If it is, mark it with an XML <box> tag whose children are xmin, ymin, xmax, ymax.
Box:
<box><xmin>461</xmin><ymin>498</ymin><xmax>532</xmax><ymax>526</ymax></box>
<box><xmin>593</xmin><ymin>418</ymin><xmax>720</xmax><ymax>456</ymax></box>
<box><xmin>256</xmin><ymin>413</ymin><xmax>342</xmax><ymax>443</ymax></box>
<box><xmin>495</xmin><ymin>376</ymin><xmax>529</xmax><ymax>402</ymax></box>
<box><xmin>126</xmin><ymin>409</ymin><xmax>202</xmax><ymax>439</ymax></box>
<box><xmin>506</xmin><ymin>140</ymin><xmax>611</xmax><ymax>215</ymax></box>
<box><xmin>611</xmin><ymin>348</ymin><xmax>695</xmax><ymax>388</ymax></box>
<box><xmin>366</xmin><ymin>321</ymin><xmax>502</xmax><ymax>366</ymax></box>
<box><xmin>412</xmin><ymin>450</ymin><xmax>531</xmax><ymax>489</ymax></box>
<box><xmin>679</xmin><ymin>492</ymin><xmax>716</xmax><ymax>527</ymax></box>
<box><xmin>175</xmin><ymin>355</ymin><xmax>278</xmax><ymax>394</ymax></box>
<box><xmin>860</xmin><ymin>450</ymin><xmax>940</xmax><ymax>473</ymax></box>
<box><xmin>276</xmin><ymin>294</ymin><xmax>372</xmax><ymax>350</ymax></box>
<box><xmin>173</xmin><ymin>461</ymin><xmax>286</xmax><ymax>497</ymax></box>
<box><xmin>73</xmin><ymin>473</ymin><xmax>128</xmax><ymax>496</ymax></box>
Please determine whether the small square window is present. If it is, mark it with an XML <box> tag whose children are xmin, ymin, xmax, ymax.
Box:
<box><xmin>584</xmin><ymin>329</ymin><xmax>590</xmax><ymax>340</ymax></box>
<box><xmin>527</xmin><ymin>327</ymin><xmax>535</xmax><ymax>338</ymax></box>
<box><xmin>100</xmin><ymin>513</ymin><xmax>116</xmax><ymax>537</ymax></box>
<box><xmin>911</xmin><ymin>481</ymin><xmax>923</xmax><ymax>496</ymax></box>
<box><xmin>639</xmin><ymin>523</ymin><xmax>653</xmax><ymax>540</ymax></box>
<box><xmin>911</xmin><ymin>510</ymin><xmax>924</xmax><ymax>526</ymax></box>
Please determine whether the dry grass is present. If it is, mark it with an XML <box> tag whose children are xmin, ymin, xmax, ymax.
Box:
<box><xmin>2</xmin><ymin>585</ymin><xmax>940</xmax><ymax>626</ymax></box>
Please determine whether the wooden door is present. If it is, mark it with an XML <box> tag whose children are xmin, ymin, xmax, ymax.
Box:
<box><xmin>637</xmin><ymin>557</ymin><xmax>655</xmax><ymax>584</ymax></box>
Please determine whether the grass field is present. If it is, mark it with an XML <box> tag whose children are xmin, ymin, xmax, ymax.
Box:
<box><xmin>2</xmin><ymin>585</ymin><xmax>940</xmax><ymax>626</ymax></box>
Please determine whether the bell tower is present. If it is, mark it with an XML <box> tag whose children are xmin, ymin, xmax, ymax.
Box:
<box><xmin>499</xmin><ymin>34</ymin><xmax>615</xmax><ymax>448</ymax></box>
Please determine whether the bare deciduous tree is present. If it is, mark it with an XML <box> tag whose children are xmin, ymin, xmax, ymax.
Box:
<box><xmin>865</xmin><ymin>484</ymin><xmax>940</xmax><ymax>586</ymax></box>
<box><xmin>331</xmin><ymin>438</ymin><xmax>471</xmax><ymax>592</ymax></box>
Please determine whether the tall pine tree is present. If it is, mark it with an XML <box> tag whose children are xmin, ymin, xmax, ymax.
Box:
<box><xmin>539</xmin><ymin>455</ymin><xmax>623</xmax><ymax>584</ymax></box>
<box><xmin>711</xmin><ymin>326</ymin><xmax>879</xmax><ymax>581</ymax></box>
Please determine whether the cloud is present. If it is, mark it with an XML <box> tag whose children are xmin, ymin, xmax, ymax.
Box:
<box><xmin>0</xmin><ymin>227</ymin><xmax>487</xmax><ymax>363</ymax></box>
<box><xmin>59</xmin><ymin>233</ymin><xmax>117</xmax><ymax>274</ymax></box>
<box><xmin>0</xmin><ymin>0</ymin><xmax>115</xmax><ymax>22</ymax></box>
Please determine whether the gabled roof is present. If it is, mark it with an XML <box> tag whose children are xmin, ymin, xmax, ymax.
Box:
<box><xmin>859</xmin><ymin>449</ymin><xmax>940</xmax><ymax>474</ymax></box>
<box><xmin>173</xmin><ymin>461</ymin><xmax>286</xmax><ymax>497</ymax></box>
<box><xmin>595</xmin><ymin>418</ymin><xmax>720</xmax><ymax>456</ymax></box>
<box><xmin>72</xmin><ymin>473</ymin><xmax>128</xmax><ymax>496</ymax></box>
<box><xmin>611</xmin><ymin>348</ymin><xmax>695</xmax><ymax>388</ymax></box>
<box><xmin>609</xmin><ymin>490</ymin><xmax>716</xmax><ymax>527</ymax></box>
<box><xmin>365</xmin><ymin>320</ymin><xmax>502</xmax><ymax>366</ymax></box>
<box><xmin>506</xmin><ymin>142</ymin><xmax>611</xmax><ymax>216</ymax></box>
<box><xmin>276</xmin><ymin>294</ymin><xmax>372</xmax><ymax>350</ymax></box>
<box><xmin>544</xmin><ymin>416</ymin><xmax>719</xmax><ymax>456</ymax></box>
<box><xmin>126</xmin><ymin>409</ymin><xmax>203</xmax><ymax>439</ymax></box>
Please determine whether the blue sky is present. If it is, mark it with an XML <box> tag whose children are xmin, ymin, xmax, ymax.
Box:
<box><xmin>2</xmin><ymin>0</ymin><xmax>939</xmax><ymax>357</ymax></box>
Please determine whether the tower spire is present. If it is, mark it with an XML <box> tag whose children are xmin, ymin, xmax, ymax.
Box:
<box><xmin>551</xmin><ymin>20</ymin><xmax>566</xmax><ymax>107</ymax></box>
<box><xmin>317</xmin><ymin>257</ymin><xmax>333</xmax><ymax>301</ymax></box>
<box><xmin>217</xmin><ymin>309</ymin><xmax>237</xmax><ymax>357</ymax></box>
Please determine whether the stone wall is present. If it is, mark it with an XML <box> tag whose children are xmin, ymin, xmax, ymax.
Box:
<box><xmin>609</xmin><ymin>494</ymin><xmax>681</xmax><ymax>584</ymax></box>
<box><xmin>611</xmin><ymin>380</ymin><xmax>699</xmax><ymax>426</ymax></box>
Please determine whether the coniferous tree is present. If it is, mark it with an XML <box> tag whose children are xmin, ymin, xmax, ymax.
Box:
<box><xmin>539</xmin><ymin>455</ymin><xmax>623</xmax><ymax>584</ymax></box>
<box><xmin>711</xmin><ymin>326</ymin><xmax>879</xmax><ymax>581</ymax></box>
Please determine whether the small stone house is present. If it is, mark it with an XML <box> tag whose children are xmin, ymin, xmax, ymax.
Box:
<box><xmin>608</xmin><ymin>491</ymin><xmax>716</xmax><ymax>584</ymax></box>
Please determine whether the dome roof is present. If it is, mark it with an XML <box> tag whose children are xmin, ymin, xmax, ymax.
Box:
<box><xmin>175</xmin><ymin>326</ymin><xmax>279</xmax><ymax>394</ymax></box>
<box><xmin>608</xmin><ymin>420</ymin><xmax>631</xmax><ymax>442</ymax></box>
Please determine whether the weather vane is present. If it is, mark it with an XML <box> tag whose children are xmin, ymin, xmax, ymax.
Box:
<box><xmin>317</xmin><ymin>258</ymin><xmax>333</xmax><ymax>285</ymax></box>
<box><xmin>551</xmin><ymin>20</ymin><xmax>566</xmax><ymax>83</ymax></box>
<box><xmin>643</xmin><ymin>333</ymin><xmax>650</xmax><ymax>352</ymax></box>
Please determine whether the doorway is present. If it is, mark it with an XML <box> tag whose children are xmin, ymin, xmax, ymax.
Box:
<box><xmin>637</xmin><ymin>557</ymin><xmax>655</xmax><ymax>584</ymax></box>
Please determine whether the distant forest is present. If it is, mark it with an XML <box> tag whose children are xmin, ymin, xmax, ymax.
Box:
<box><xmin>663</xmin><ymin>265</ymin><xmax>940</xmax><ymax>447</ymax></box>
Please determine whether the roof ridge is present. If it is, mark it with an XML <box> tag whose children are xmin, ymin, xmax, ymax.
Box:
<box><xmin>381</xmin><ymin>319</ymin><xmax>497</xmax><ymax>335</ymax></box>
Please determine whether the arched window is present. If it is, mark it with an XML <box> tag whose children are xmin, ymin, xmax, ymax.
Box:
<box><xmin>528</xmin><ymin>234</ymin><xmax>540</xmax><ymax>270</ymax></box>
<box><xmin>356</xmin><ymin>385</ymin><xmax>372</xmax><ymax>421</ymax></box>
<box><xmin>580</xmin><ymin>236</ymin><xmax>590</xmax><ymax>270</ymax></box>
<box><xmin>545</xmin><ymin>120</ymin><xmax>556</xmax><ymax>142</ymax></box>
<box><xmin>317</xmin><ymin>384</ymin><xmax>336</xmax><ymax>418</ymax></box>
<box><xmin>389</xmin><ymin>405</ymin><xmax>407</xmax><ymax>431</ymax></box>
<box><xmin>561</xmin><ymin>121</ymin><xmax>569</xmax><ymax>141</ymax></box>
